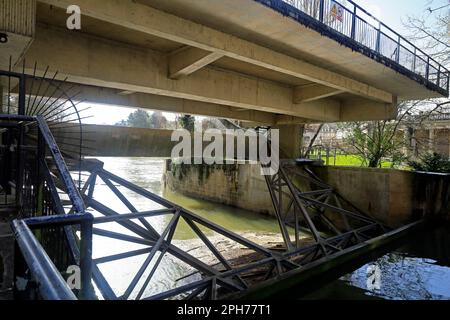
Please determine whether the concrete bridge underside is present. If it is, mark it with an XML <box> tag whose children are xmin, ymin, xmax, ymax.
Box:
<box><xmin>1</xmin><ymin>0</ymin><xmax>447</xmax><ymax>157</ymax></box>
<box><xmin>60</xmin><ymin>125</ymin><xmax>264</xmax><ymax>158</ymax></box>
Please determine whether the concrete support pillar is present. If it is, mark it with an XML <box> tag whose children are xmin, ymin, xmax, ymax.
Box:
<box><xmin>274</xmin><ymin>124</ymin><xmax>304</xmax><ymax>159</ymax></box>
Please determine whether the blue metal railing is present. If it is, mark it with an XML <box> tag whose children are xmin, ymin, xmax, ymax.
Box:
<box><xmin>2</xmin><ymin>113</ymin><xmax>93</xmax><ymax>300</ymax></box>
<box><xmin>12</xmin><ymin>213</ymin><xmax>94</xmax><ymax>300</ymax></box>
<box><xmin>257</xmin><ymin>0</ymin><xmax>450</xmax><ymax>96</ymax></box>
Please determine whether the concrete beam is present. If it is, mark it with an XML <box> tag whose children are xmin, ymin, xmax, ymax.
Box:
<box><xmin>0</xmin><ymin>0</ymin><xmax>35</xmax><ymax>68</ymax></box>
<box><xmin>39</xmin><ymin>0</ymin><xmax>393</xmax><ymax>104</ymax></box>
<box><xmin>79</xmin><ymin>125</ymin><xmax>176</xmax><ymax>157</ymax></box>
<box><xmin>294</xmin><ymin>84</ymin><xmax>344</xmax><ymax>103</ymax></box>
<box><xmin>340</xmin><ymin>97</ymin><xmax>398</xmax><ymax>121</ymax></box>
<box><xmin>169</xmin><ymin>47</ymin><xmax>223</xmax><ymax>79</ymax></box>
<box><xmin>292</xmin><ymin>99</ymin><xmax>341</xmax><ymax>122</ymax></box>
<box><xmin>61</xmin><ymin>124</ymin><xmax>253</xmax><ymax>158</ymax></box>
<box><xmin>23</xmin><ymin>26</ymin><xmax>342</xmax><ymax>121</ymax></box>
<box><xmin>20</xmin><ymin>79</ymin><xmax>308</xmax><ymax>125</ymax></box>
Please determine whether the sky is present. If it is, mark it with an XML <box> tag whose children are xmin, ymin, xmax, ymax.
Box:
<box><xmin>83</xmin><ymin>0</ymin><xmax>449</xmax><ymax>125</ymax></box>
<box><xmin>354</xmin><ymin>0</ymin><xmax>448</xmax><ymax>33</ymax></box>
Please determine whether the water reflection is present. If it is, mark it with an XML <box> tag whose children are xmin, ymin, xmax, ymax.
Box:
<box><xmin>304</xmin><ymin>225</ymin><xmax>450</xmax><ymax>300</ymax></box>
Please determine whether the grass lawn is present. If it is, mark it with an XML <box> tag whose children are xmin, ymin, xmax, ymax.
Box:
<box><xmin>320</xmin><ymin>154</ymin><xmax>393</xmax><ymax>168</ymax></box>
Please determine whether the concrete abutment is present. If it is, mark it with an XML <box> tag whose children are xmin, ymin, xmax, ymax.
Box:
<box><xmin>164</xmin><ymin>161</ymin><xmax>450</xmax><ymax>228</ymax></box>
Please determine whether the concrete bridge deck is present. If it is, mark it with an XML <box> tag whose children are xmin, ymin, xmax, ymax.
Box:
<box><xmin>1</xmin><ymin>0</ymin><xmax>448</xmax><ymax>131</ymax></box>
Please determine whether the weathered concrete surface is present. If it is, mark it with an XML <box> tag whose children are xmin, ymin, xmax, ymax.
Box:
<box><xmin>61</xmin><ymin>124</ymin><xmax>297</xmax><ymax>158</ymax></box>
<box><xmin>164</xmin><ymin>162</ymin><xmax>450</xmax><ymax>227</ymax></box>
<box><xmin>80</xmin><ymin>125</ymin><xmax>176</xmax><ymax>158</ymax></box>
<box><xmin>0</xmin><ymin>0</ymin><xmax>35</xmax><ymax>68</ymax></box>
<box><xmin>277</xmin><ymin>124</ymin><xmax>304</xmax><ymax>159</ymax></box>
<box><xmin>140</xmin><ymin>0</ymin><xmax>443</xmax><ymax>100</ymax></box>
<box><xmin>313</xmin><ymin>166</ymin><xmax>450</xmax><ymax>227</ymax></box>
<box><xmin>22</xmin><ymin>25</ymin><xmax>350</xmax><ymax>122</ymax></box>
<box><xmin>163</xmin><ymin>161</ymin><xmax>275</xmax><ymax>216</ymax></box>
<box><xmin>19</xmin><ymin>80</ymin><xmax>307</xmax><ymax>126</ymax></box>
<box><xmin>35</xmin><ymin>0</ymin><xmax>394</xmax><ymax>101</ymax></box>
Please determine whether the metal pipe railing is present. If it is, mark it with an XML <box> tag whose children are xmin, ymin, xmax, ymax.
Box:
<box><xmin>4</xmin><ymin>114</ymin><xmax>92</xmax><ymax>300</ymax></box>
<box><xmin>22</xmin><ymin>212</ymin><xmax>94</xmax><ymax>300</ymax></box>
<box><xmin>266</xmin><ymin>0</ymin><xmax>449</xmax><ymax>94</ymax></box>
<box><xmin>36</xmin><ymin>115</ymin><xmax>85</xmax><ymax>213</ymax></box>
<box><xmin>12</xmin><ymin>219</ymin><xmax>77</xmax><ymax>300</ymax></box>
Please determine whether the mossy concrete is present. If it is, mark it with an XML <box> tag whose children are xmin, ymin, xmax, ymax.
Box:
<box><xmin>164</xmin><ymin>161</ymin><xmax>450</xmax><ymax>228</ymax></box>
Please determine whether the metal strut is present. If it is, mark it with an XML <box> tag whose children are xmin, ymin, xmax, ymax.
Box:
<box><xmin>263</xmin><ymin>158</ymin><xmax>385</xmax><ymax>255</ymax></box>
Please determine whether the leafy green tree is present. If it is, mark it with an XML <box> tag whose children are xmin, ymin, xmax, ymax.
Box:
<box><xmin>125</xmin><ymin>109</ymin><xmax>151</xmax><ymax>128</ymax></box>
<box><xmin>409</xmin><ymin>153</ymin><xmax>450</xmax><ymax>173</ymax></box>
<box><xmin>341</xmin><ymin>120</ymin><xmax>406</xmax><ymax>168</ymax></box>
<box><xmin>178</xmin><ymin>114</ymin><xmax>195</xmax><ymax>132</ymax></box>
<box><xmin>115</xmin><ymin>119</ymin><xmax>127</xmax><ymax>127</ymax></box>
<box><xmin>115</xmin><ymin>109</ymin><xmax>170</xmax><ymax>128</ymax></box>
<box><xmin>339</xmin><ymin>100</ymin><xmax>449</xmax><ymax>168</ymax></box>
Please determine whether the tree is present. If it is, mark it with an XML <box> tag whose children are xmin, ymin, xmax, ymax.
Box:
<box><xmin>149</xmin><ymin>111</ymin><xmax>168</xmax><ymax>129</ymax></box>
<box><xmin>115</xmin><ymin>119</ymin><xmax>128</xmax><ymax>127</ymax></box>
<box><xmin>115</xmin><ymin>109</ymin><xmax>170</xmax><ymax>128</ymax></box>
<box><xmin>409</xmin><ymin>152</ymin><xmax>450</xmax><ymax>173</ymax></box>
<box><xmin>339</xmin><ymin>2</ymin><xmax>450</xmax><ymax>168</ymax></box>
<box><xmin>178</xmin><ymin>114</ymin><xmax>195</xmax><ymax>132</ymax></box>
<box><xmin>125</xmin><ymin>109</ymin><xmax>152</xmax><ymax>128</ymax></box>
<box><xmin>201</xmin><ymin>118</ymin><xmax>219</xmax><ymax>131</ymax></box>
<box><xmin>340</xmin><ymin>100</ymin><xmax>450</xmax><ymax>168</ymax></box>
<box><xmin>340</xmin><ymin>119</ymin><xmax>406</xmax><ymax>168</ymax></box>
<box><xmin>404</xmin><ymin>1</ymin><xmax>449</xmax><ymax>67</ymax></box>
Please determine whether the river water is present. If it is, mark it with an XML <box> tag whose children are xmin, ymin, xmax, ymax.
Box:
<box><xmin>88</xmin><ymin>157</ymin><xmax>450</xmax><ymax>300</ymax></box>
<box><xmin>303</xmin><ymin>224</ymin><xmax>450</xmax><ymax>300</ymax></box>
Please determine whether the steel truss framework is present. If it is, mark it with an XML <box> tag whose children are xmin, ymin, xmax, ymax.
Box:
<box><xmin>264</xmin><ymin>160</ymin><xmax>386</xmax><ymax>252</ymax></box>
<box><xmin>43</xmin><ymin>157</ymin><xmax>386</xmax><ymax>300</ymax></box>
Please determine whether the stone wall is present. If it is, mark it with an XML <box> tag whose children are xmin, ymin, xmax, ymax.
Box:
<box><xmin>164</xmin><ymin>161</ymin><xmax>450</xmax><ymax>227</ymax></box>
